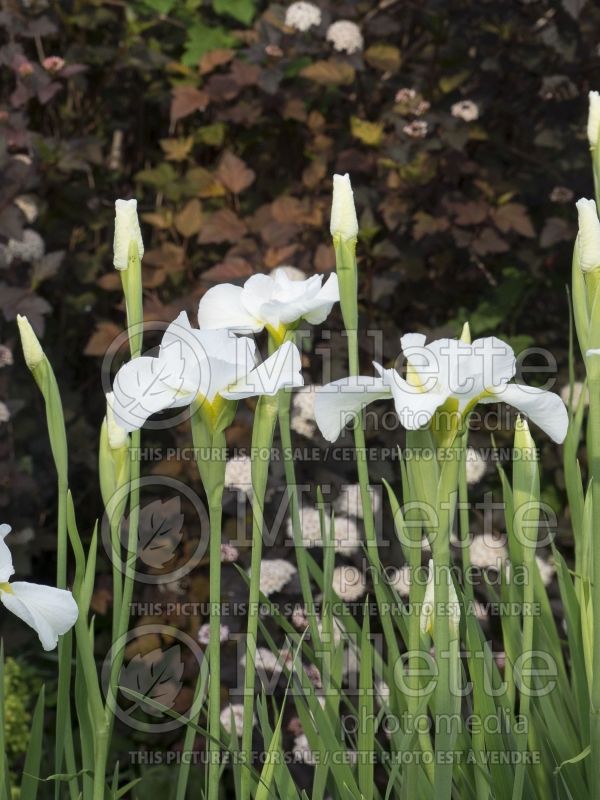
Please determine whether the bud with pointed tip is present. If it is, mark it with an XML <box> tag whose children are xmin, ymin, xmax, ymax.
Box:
<box><xmin>460</xmin><ymin>321</ymin><xmax>471</xmax><ymax>345</ymax></box>
<box><xmin>589</xmin><ymin>91</ymin><xmax>600</xmax><ymax>149</ymax></box>
<box><xmin>16</xmin><ymin>314</ymin><xmax>44</xmax><ymax>369</ymax></box>
<box><xmin>576</xmin><ymin>198</ymin><xmax>600</xmax><ymax>272</ymax></box>
<box><xmin>113</xmin><ymin>199</ymin><xmax>144</xmax><ymax>270</ymax></box>
<box><xmin>106</xmin><ymin>392</ymin><xmax>129</xmax><ymax>450</ymax></box>
<box><xmin>420</xmin><ymin>560</ymin><xmax>460</xmax><ymax>637</ymax></box>
<box><xmin>330</xmin><ymin>173</ymin><xmax>358</xmax><ymax>242</ymax></box>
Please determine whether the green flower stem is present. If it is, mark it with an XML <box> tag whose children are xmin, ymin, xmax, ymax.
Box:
<box><xmin>26</xmin><ymin>355</ymin><xmax>71</xmax><ymax>793</ymax></box>
<box><xmin>432</xmin><ymin>443</ymin><xmax>461</xmax><ymax>799</ymax></box>
<box><xmin>240</xmin><ymin>392</ymin><xmax>279</xmax><ymax>800</ymax></box>
<box><xmin>105</xmin><ymin>240</ymin><xmax>144</xmax><ymax>776</ymax></box>
<box><xmin>588</xmin><ymin>369</ymin><xmax>600</xmax><ymax>799</ymax></box>
<box><xmin>335</xmin><ymin>236</ymin><xmax>416</xmax><ymax>777</ymax></box>
<box><xmin>190</xmin><ymin>408</ymin><xmax>226</xmax><ymax>800</ymax></box>
<box><xmin>511</xmin><ymin>419</ymin><xmax>540</xmax><ymax>800</ymax></box>
<box><xmin>275</xmin><ymin>331</ymin><xmax>320</xmax><ymax>648</ymax></box>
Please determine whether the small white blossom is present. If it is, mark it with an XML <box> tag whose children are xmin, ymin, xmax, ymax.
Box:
<box><xmin>197</xmin><ymin>623</ymin><xmax>229</xmax><ymax>645</ymax></box>
<box><xmin>220</xmin><ymin>703</ymin><xmax>255</xmax><ymax>737</ymax></box>
<box><xmin>451</xmin><ymin>100</ymin><xmax>479</xmax><ymax>121</ymax></box>
<box><xmin>326</xmin><ymin>20</ymin><xmax>364</xmax><ymax>54</ymax></box>
<box><xmin>7</xmin><ymin>229</ymin><xmax>45</xmax><ymax>263</ymax></box>
<box><xmin>469</xmin><ymin>534</ymin><xmax>507</xmax><ymax>570</ymax></box>
<box><xmin>285</xmin><ymin>1</ymin><xmax>322</xmax><ymax>31</ymax></box>
<box><xmin>536</xmin><ymin>555</ymin><xmax>555</xmax><ymax>586</ymax></box>
<box><xmin>465</xmin><ymin>448</ymin><xmax>487</xmax><ymax>485</ymax></box>
<box><xmin>0</xmin><ymin>402</ymin><xmax>10</xmax><ymax>423</ymax></box>
<box><xmin>241</xmin><ymin>646</ymin><xmax>292</xmax><ymax>677</ymax></box>
<box><xmin>220</xmin><ymin>543</ymin><xmax>239</xmax><ymax>563</ymax></box>
<box><xmin>224</xmin><ymin>456</ymin><xmax>253</xmax><ymax>494</ymax></box>
<box><xmin>291</xmin><ymin>385</ymin><xmax>319</xmax><ymax>437</ymax></box>
<box><xmin>14</xmin><ymin>195</ymin><xmax>38</xmax><ymax>223</ymax></box>
<box><xmin>0</xmin><ymin>346</ymin><xmax>13</xmax><ymax>368</ymax></box>
<box><xmin>334</xmin><ymin>483</ymin><xmax>381</xmax><ymax>519</ymax></box>
<box><xmin>257</xmin><ymin>559</ymin><xmax>297</xmax><ymax>596</ymax></box>
<box><xmin>293</xmin><ymin>733</ymin><xmax>316</xmax><ymax>764</ymax></box>
<box><xmin>388</xmin><ymin>565</ymin><xmax>411</xmax><ymax>598</ymax></box>
<box><xmin>331</xmin><ymin>565</ymin><xmax>367</xmax><ymax>602</ymax></box>
<box><xmin>403</xmin><ymin>120</ymin><xmax>428</xmax><ymax>138</ymax></box>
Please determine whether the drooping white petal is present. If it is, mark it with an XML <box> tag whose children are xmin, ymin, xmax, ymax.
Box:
<box><xmin>0</xmin><ymin>524</ymin><xmax>14</xmax><ymax>584</ymax></box>
<box><xmin>576</xmin><ymin>198</ymin><xmax>600</xmax><ymax>272</ymax></box>
<box><xmin>588</xmin><ymin>91</ymin><xmax>600</xmax><ymax>148</ymax></box>
<box><xmin>374</xmin><ymin>363</ymin><xmax>448</xmax><ymax>429</ymax></box>
<box><xmin>314</xmin><ymin>376</ymin><xmax>391</xmax><ymax>442</ymax></box>
<box><xmin>197</xmin><ymin>284</ymin><xmax>263</xmax><ymax>333</ymax></box>
<box><xmin>113</xmin><ymin>199</ymin><xmax>144</xmax><ymax>270</ymax></box>
<box><xmin>303</xmin><ymin>273</ymin><xmax>340</xmax><ymax>325</ymax></box>
<box><xmin>1</xmin><ymin>582</ymin><xmax>78</xmax><ymax>651</ymax></box>
<box><xmin>220</xmin><ymin>341</ymin><xmax>303</xmax><ymax>399</ymax></box>
<box><xmin>482</xmin><ymin>384</ymin><xmax>568</xmax><ymax>444</ymax></box>
<box><xmin>330</xmin><ymin>173</ymin><xmax>358</xmax><ymax>241</ymax></box>
<box><xmin>111</xmin><ymin>356</ymin><xmax>188</xmax><ymax>432</ymax></box>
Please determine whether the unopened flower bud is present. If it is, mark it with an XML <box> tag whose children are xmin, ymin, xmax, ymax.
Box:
<box><xmin>113</xmin><ymin>199</ymin><xmax>144</xmax><ymax>270</ymax></box>
<box><xmin>16</xmin><ymin>315</ymin><xmax>44</xmax><ymax>369</ymax></box>
<box><xmin>330</xmin><ymin>173</ymin><xmax>358</xmax><ymax>242</ymax></box>
<box><xmin>576</xmin><ymin>198</ymin><xmax>600</xmax><ymax>272</ymax></box>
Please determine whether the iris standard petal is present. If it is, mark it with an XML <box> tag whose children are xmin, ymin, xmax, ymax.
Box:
<box><xmin>374</xmin><ymin>363</ymin><xmax>449</xmax><ymax>430</ymax></box>
<box><xmin>1</xmin><ymin>582</ymin><xmax>78</xmax><ymax>651</ymax></box>
<box><xmin>314</xmin><ymin>376</ymin><xmax>391</xmax><ymax>442</ymax></box>
<box><xmin>197</xmin><ymin>284</ymin><xmax>263</xmax><ymax>333</ymax></box>
<box><xmin>220</xmin><ymin>340</ymin><xmax>303</xmax><ymax>399</ymax></box>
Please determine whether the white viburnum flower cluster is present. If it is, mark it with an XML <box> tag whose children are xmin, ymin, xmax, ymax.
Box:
<box><xmin>326</xmin><ymin>20</ymin><xmax>364</xmax><ymax>54</ymax></box>
<box><xmin>469</xmin><ymin>534</ymin><xmax>507</xmax><ymax>570</ymax></box>
<box><xmin>334</xmin><ymin>483</ymin><xmax>381</xmax><ymax>519</ymax></box>
<box><xmin>465</xmin><ymin>447</ymin><xmax>487</xmax><ymax>485</ymax></box>
<box><xmin>220</xmin><ymin>703</ymin><xmax>256</xmax><ymax>737</ymax></box>
<box><xmin>224</xmin><ymin>455</ymin><xmax>253</xmax><ymax>494</ymax></box>
<box><xmin>285</xmin><ymin>1</ymin><xmax>322</xmax><ymax>31</ymax></box>
<box><xmin>4</xmin><ymin>230</ymin><xmax>45</xmax><ymax>264</ymax></box>
<box><xmin>291</xmin><ymin>385</ymin><xmax>319</xmax><ymax>437</ymax></box>
<box><xmin>451</xmin><ymin>100</ymin><xmax>480</xmax><ymax>121</ymax></box>
<box><xmin>331</xmin><ymin>565</ymin><xmax>367</xmax><ymax>602</ymax></box>
<box><xmin>257</xmin><ymin>559</ymin><xmax>297</xmax><ymax>596</ymax></box>
<box><xmin>197</xmin><ymin>623</ymin><xmax>229</xmax><ymax>645</ymax></box>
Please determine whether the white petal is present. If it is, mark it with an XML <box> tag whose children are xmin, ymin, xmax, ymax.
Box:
<box><xmin>197</xmin><ymin>285</ymin><xmax>263</xmax><ymax>333</ymax></box>
<box><xmin>240</xmin><ymin>274</ymin><xmax>277</xmax><ymax>323</ymax></box>
<box><xmin>1</xmin><ymin>582</ymin><xmax>78</xmax><ymax>651</ymax></box>
<box><xmin>303</xmin><ymin>273</ymin><xmax>340</xmax><ymax>325</ymax></box>
<box><xmin>484</xmin><ymin>384</ymin><xmax>568</xmax><ymax>444</ymax></box>
<box><xmin>111</xmin><ymin>357</ymin><xmax>188</xmax><ymax>432</ymax></box>
<box><xmin>314</xmin><ymin>376</ymin><xmax>391</xmax><ymax>442</ymax></box>
<box><xmin>0</xmin><ymin>525</ymin><xmax>14</xmax><ymax>584</ymax></box>
<box><xmin>113</xmin><ymin>199</ymin><xmax>144</xmax><ymax>270</ymax></box>
<box><xmin>220</xmin><ymin>341</ymin><xmax>303</xmax><ymax>399</ymax></box>
<box><xmin>374</xmin><ymin>363</ymin><xmax>448</xmax><ymax>429</ymax></box>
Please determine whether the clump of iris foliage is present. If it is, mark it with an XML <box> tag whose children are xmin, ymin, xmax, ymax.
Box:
<box><xmin>6</xmin><ymin>97</ymin><xmax>600</xmax><ymax>800</ymax></box>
